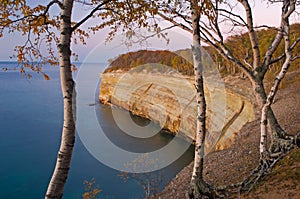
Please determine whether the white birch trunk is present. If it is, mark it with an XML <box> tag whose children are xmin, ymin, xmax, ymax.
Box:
<box><xmin>248</xmin><ymin>0</ymin><xmax>286</xmax><ymax>140</ymax></box>
<box><xmin>46</xmin><ymin>0</ymin><xmax>76</xmax><ymax>198</ymax></box>
<box><xmin>190</xmin><ymin>1</ymin><xmax>206</xmax><ymax>185</ymax></box>
<box><xmin>188</xmin><ymin>0</ymin><xmax>210</xmax><ymax>198</ymax></box>
<box><xmin>260</xmin><ymin>0</ymin><xmax>293</xmax><ymax>155</ymax></box>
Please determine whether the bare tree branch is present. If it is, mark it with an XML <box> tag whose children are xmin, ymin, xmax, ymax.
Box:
<box><xmin>239</xmin><ymin>0</ymin><xmax>261</xmax><ymax>69</ymax></box>
<box><xmin>200</xmin><ymin>32</ymin><xmax>253</xmax><ymax>78</ymax></box>
<box><xmin>253</xmin><ymin>25</ymin><xmax>280</xmax><ymax>30</ymax></box>
<box><xmin>262</xmin><ymin>0</ymin><xmax>296</xmax><ymax>69</ymax></box>
<box><xmin>291</xmin><ymin>54</ymin><xmax>300</xmax><ymax>61</ymax></box>
<box><xmin>174</xmin><ymin>10</ymin><xmax>192</xmax><ymax>24</ymax></box>
<box><xmin>269</xmin><ymin>36</ymin><xmax>300</xmax><ymax>64</ymax></box>
<box><xmin>71</xmin><ymin>0</ymin><xmax>111</xmax><ymax>32</ymax></box>
<box><xmin>157</xmin><ymin>12</ymin><xmax>193</xmax><ymax>33</ymax></box>
<box><xmin>217</xmin><ymin>8</ymin><xmax>247</xmax><ymax>26</ymax></box>
<box><xmin>243</xmin><ymin>48</ymin><xmax>253</xmax><ymax>69</ymax></box>
<box><xmin>123</xmin><ymin>24</ymin><xmax>176</xmax><ymax>46</ymax></box>
<box><xmin>270</xmin><ymin>53</ymin><xmax>286</xmax><ymax>65</ymax></box>
<box><xmin>290</xmin><ymin>36</ymin><xmax>300</xmax><ymax>50</ymax></box>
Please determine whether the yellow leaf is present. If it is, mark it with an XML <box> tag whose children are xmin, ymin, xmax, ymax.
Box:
<box><xmin>20</xmin><ymin>67</ymin><xmax>25</xmax><ymax>73</ymax></box>
<box><xmin>72</xmin><ymin>66</ymin><xmax>78</xmax><ymax>71</ymax></box>
<box><xmin>42</xmin><ymin>73</ymin><xmax>50</xmax><ymax>80</ymax></box>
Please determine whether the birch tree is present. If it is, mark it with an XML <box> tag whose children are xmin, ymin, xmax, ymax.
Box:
<box><xmin>259</xmin><ymin>0</ymin><xmax>299</xmax><ymax>154</ymax></box>
<box><xmin>142</xmin><ymin>0</ymin><xmax>216</xmax><ymax>197</ymax></box>
<box><xmin>187</xmin><ymin>1</ymin><xmax>212</xmax><ymax>198</ymax></box>
<box><xmin>0</xmin><ymin>1</ymin><xmax>157</xmax><ymax>198</ymax></box>
<box><xmin>156</xmin><ymin>0</ymin><xmax>300</xmax><ymax>192</ymax></box>
<box><xmin>45</xmin><ymin>1</ymin><xmax>76</xmax><ymax>197</ymax></box>
<box><xmin>242</xmin><ymin>0</ymin><xmax>300</xmax><ymax>190</ymax></box>
<box><xmin>139</xmin><ymin>0</ymin><xmax>300</xmax><ymax>195</ymax></box>
<box><xmin>118</xmin><ymin>0</ymin><xmax>217</xmax><ymax>196</ymax></box>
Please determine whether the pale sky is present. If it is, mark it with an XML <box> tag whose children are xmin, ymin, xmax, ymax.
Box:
<box><xmin>0</xmin><ymin>1</ymin><xmax>298</xmax><ymax>63</ymax></box>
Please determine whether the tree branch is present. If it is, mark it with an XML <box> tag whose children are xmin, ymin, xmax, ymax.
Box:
<box><xmin>173</xmin><ymin>10</ymin><xmax>192</xmax><ymax>25</ymax></box>
<box><xmin>71</xmin><ymin>0</ymin><xmax>111</xmax><ymax>32</ymax></box>
<box><xmin>1</xmin><ymin>0</ymin><xmax>62</xmax><ymax>27</ymax></box>
<box><xmin>291</xmin><ymin>54</ymin><xmax>300</xmax><ymax>61</ymax></box>
<box><xmin>239</xmin><ymin>0</ymin><xmax>261</xmax><ymax>69</ymax></box>
<box><xmin>253</xmin><ymin>25</ymin><xmax>280</xmax><ymax>30</ymax></box>
<box><xmin>269</xmin><ymin>53</ymin><xmax>285</xmax><ymax>65</ymax></box>
<box><xmin>200</xmin><ymin>31</ymin><xmax>253</xmax><ymax>78</ymax></box>
<box><xmin>290</xmin><ymin>36</ymin><xmax>300</xmax><ymax>50</ymax></box>
<box><xmin>243</xmin><ymin>48</ymin><xmax>253</xmax><ymax>69</ymax></box>
<box><xmin>283</xmin><ymin>0</ymin><xmax>296</xmax><ymax>18</ymax></box>
<box><xmin>262</xmin><ymin>0</ymin><xmax>296</xmax><ymax>69</ymax></box>
<box><xmin>269</xmin><ymin>35</ymin><xmax>300</xmax><ymax>64</ymax></box>
<box><xmin>45</xmin><ymin>0</ymin><xmax>63</xmax><ymax>13</ymax></box>
<box><xmin>125</xmin><ymin>25</ymin><xmax>176</xmax><ymax>45</ymax></box>
<box><xmin>217</xmin><ymin>8</ymin><xmax>247</xmax><ymax>26</ymax></box>
<box><xmin>157</xmin><ymin>12</ymin><xmax>193</xmax><ymax>33</ymax></box>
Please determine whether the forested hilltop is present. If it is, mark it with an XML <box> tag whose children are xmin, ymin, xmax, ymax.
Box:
<box><xmin>105</xmin><ymin>49</ymin><xmax>194</xmax><ymax>75</ymax></box>
<box><xmin>104</xmin><ymin>23</ymin><xmax>300</xmax><ymax>79</ymax></box>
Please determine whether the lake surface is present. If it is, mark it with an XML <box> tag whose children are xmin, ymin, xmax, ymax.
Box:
<box><xmin>0</xmin><ymin>62</ymin><xmax>194</xmax><ymax>199</ymax></box>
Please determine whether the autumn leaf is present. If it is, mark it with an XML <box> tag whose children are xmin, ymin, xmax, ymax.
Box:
<box><xmin>71</xmin><ymin>66</ymin><xmax>78</xmax><ymax>72</ymax></box>
<box><xmin>20</xmin><ymin>67</ymin><xmax>25</xmax><ymax>73</ymax></box>
<box><xmin>42</xmin><ymin>73</ymin><xmax>50</xmax><ymax>80</ymax></box>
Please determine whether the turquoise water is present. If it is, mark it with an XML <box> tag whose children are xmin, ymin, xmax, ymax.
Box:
<box><xmin>0</xmin><ymin>62</ymin><xmax>194</xmax><ymax>199</ymax></box>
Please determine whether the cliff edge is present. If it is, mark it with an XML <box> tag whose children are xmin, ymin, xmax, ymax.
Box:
<box><xmin>99</xmin><ymin>70</ymin><xmax>255</xmax><ymax>150</ymax></box>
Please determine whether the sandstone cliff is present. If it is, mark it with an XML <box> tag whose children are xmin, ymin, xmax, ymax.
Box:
<box><xmin>99</xmin><ymin>70</ymin><xmax>255</xmax><ymax>151</ymax></box>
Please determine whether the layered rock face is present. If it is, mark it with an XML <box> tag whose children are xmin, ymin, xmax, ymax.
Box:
<box><xmin>99</xmin><ymin>71</ymin><xmax>255</xmax><ymax>151</ymax></box>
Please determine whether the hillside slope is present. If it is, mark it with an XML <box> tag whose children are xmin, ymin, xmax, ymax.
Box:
<box><xmin>153</xmin><ymin>69</ymin><xmax>300</xmax><ymax>199</ymax></box>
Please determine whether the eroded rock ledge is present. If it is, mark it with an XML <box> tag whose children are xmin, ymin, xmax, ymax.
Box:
<box><xmin>99</xmin><ymin>71</ymin><xmax>255</xmax><ymax>150</ymax></box>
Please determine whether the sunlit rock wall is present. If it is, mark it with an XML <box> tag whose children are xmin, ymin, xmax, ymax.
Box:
<box><xmin>99</xmin><ymin>71</ymin><xmax>255</xmax><ymax>151</ymax></box>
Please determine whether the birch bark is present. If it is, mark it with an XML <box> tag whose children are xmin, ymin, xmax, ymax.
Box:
<box><xmin>46</xmin><ymin>0</ymin><xmax>76</xmax><ymax>198</ymax></box>
<box><xmin>188</xmin><ymin>0</ymin><xmax>211</xmax><ymax>198</ymax></box>
<box><xmin>260</xmin><ymin>0</ymin><xmax>295</xmax><ymax>155</ymax></box>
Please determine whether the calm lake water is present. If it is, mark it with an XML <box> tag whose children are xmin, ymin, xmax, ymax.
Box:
<box><xmin>0</xmin><ymin>62</ymin><xmax>194</xmax><ymax>199</ymax></box>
